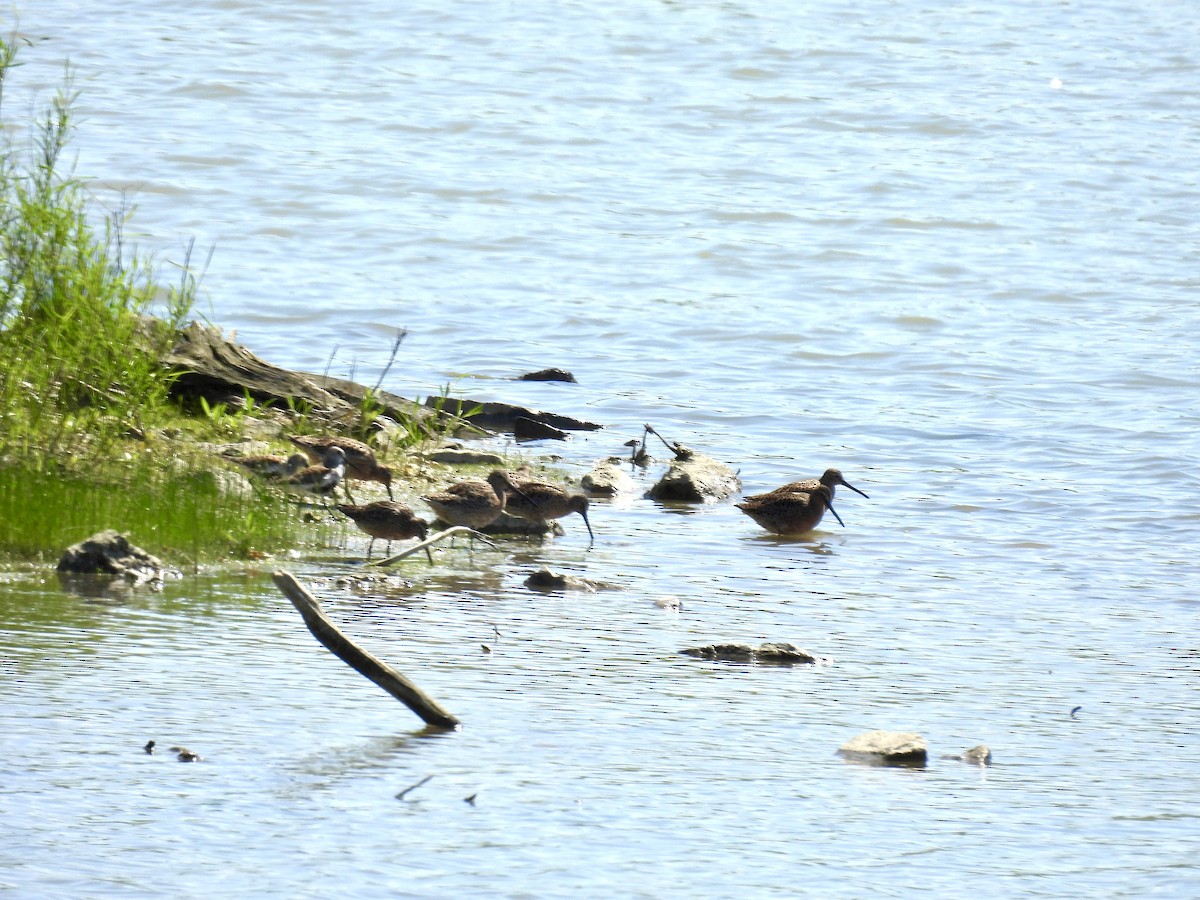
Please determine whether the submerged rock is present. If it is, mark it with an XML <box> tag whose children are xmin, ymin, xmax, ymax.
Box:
<box><xmin>837</xmin><ymin>730</ymin><xmax>928</xmax><ymax>768</ymax></box>
<box><xmin>57</xmin><ymin>530</ymin><xmax>165</xmax><ymax>584</ymax></box>
<box><xmin>517</xmin><ymin>368</ymin><xmax>577</xmax><ymax>383</ymax></box>
<box><xmin>646</xmin><ymin>453</ymin><xmax>741</xmax><ymax>502</ymax></box>
<box><xmin>943</xmin><ymin>744</ymin><xmax>993</xmax><ymax>766</ymax></box>
<box><xmin>680</xmin><ymin>642</ymin><xmax>825</xmax><ymax>665</ymax></box>
<box><xmin>524</xmin><ymin>567</ymin><xmax>599</xmax><ymax>592</ymax></box>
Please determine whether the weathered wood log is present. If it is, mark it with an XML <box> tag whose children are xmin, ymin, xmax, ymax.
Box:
<box><xmin>272</xmin><ymin>570</ymin><xmax>459</xmax><ymax>729</ymax></box>
<box><xmin>162</xmin><ymin>321</ymin><xmax>452</xmax><ymax>433</ymax></box>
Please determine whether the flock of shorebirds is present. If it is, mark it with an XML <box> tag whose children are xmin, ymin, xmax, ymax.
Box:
<box><xmin>226</xmin><ymin>434</ymin><xmax>867</xmax><ymax>559</ymax></box>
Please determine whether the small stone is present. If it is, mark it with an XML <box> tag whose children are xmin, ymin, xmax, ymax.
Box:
<box><xmin>581</xmin><ymin>459</ymin><xmax>637</xmax><ymax>495</ymax></box>
<box><xmin>837</xmin><ymin>730</ymin><xmax>928</xmax><ymax>768</ymax></box>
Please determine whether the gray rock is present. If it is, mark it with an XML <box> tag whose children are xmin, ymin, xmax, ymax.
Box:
<box><xmin>680</xmin><ymin>642</ymin><xmax>824</xmax><ymax>665</ymax></box>
<box><xmin>581</xmin><ymin>458</ymin><xmax>637</xmax><ymax>495</ymax></box>
<box><xmin>646</xmin><ymin>453</ymin><xmax>742</xmax><ymax>502</ymax></box>
<box><xmin>837</xmin><ymin>730</ymin><xmax>928</xmax><ymax>768</ymax></box>
<box><xmin>57</xmin><ymin>530</ymin><xmax>165</xmax><ymax>584</ymax></box>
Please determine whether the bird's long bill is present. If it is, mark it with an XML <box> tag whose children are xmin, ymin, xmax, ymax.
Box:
<box><xmin>826</xmin><ymin>499</ymin><xmax>846</xmax><ymax>528</ymax></box>
<box><xmin>845</xmin><ymin>481</ymin><xmax>870</xmax><ymax>499</ymax></box>
<box><xmin>579</xmin><ymin>508</ymin><xmax>595</xmax><ymax>545</ymax></box>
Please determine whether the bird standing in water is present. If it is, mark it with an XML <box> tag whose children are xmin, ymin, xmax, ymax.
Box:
<box><xmin>337</xmin><ymin>500</ymin><xmax>431</xmax><ymax>561</ymax></box>
<box><xmin>502</xmin><ymin>476</ymin><xmax>595</xmax><ymax>544</ymax></box>
<box><xmin>756</xmin><ymin>468</ymin><xmax>868</xmax><ymax>502</ymax></box>
<box><xmin>736</xmin><ymin>484</ymin><xmax>843</xmax><ymax>535</ymax></box>
<box><xmin>422</xmin><ymin>470</ymin><xmax>526</xmax><ymax>530</ymax></box>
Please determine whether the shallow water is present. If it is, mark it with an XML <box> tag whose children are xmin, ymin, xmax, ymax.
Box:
<box><xmin>3</xmin><ymin>0</ymin><xmax>1200</xmax><ymax>895</ymax></box>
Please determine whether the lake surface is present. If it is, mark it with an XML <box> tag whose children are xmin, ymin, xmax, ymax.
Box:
<box><xmin>3</xmin><ymin>1</ymin><xmax>1200</xmax><ymax>896</ymax></box>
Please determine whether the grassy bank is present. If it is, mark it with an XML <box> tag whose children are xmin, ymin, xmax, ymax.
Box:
<box><xmin>0</xmin><ymin>36</ymin><xmax>322</xmax><ymax>562</ymax></box>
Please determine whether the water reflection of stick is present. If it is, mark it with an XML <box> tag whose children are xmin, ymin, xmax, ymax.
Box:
<box><xmin>272</xmin><ymin>570</ymin><xmax>460</xmax><ymax>729</ymax></box>
<box><xmin>369</xmin><ymin>526</ymin><xmax>497</xmax><ymax>567</ymax></box>
<box><xmin>396</xmin><ymin>774</ymin><xmax>434</xmax><ymax>801</ymax></box>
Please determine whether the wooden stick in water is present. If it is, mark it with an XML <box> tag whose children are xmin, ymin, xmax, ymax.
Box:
<box><xmin>272</xmin><ymin>570</ymin><xmax>460</xmax><ymax>729</ymax></box>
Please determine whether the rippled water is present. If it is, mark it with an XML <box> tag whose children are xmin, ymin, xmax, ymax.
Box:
<box><xmin>3</xmin><ymin>0</ymin><xmax>1200</xmax><ymax>895</ymax></box>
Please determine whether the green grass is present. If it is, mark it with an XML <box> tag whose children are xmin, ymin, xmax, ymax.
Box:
<box><xmin>0</xmin><ymin>37</ymin><xmax>322</xmax><ymax>562</ymax></box>
<box><xmin>0</xmin><ymin>455</ymin><xmax>344</xmax><ymax>566</ymax></box>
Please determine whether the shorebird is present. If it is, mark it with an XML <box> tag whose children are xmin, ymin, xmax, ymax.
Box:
<box><xmin>280</xmin><ymin>446</ymin><xmax>346</xmax><ymax>503</ymax></box>
<box><xmin>225</xmin><ymin>452</ymin><xmax>309</xmax><ymax>480</ymax></box>
<box><xmin>758</xmin><ymin>468</ymin><xmax>869</xmax><ymax>501</ymax></box>
<box><xmin>421</xmin><ymin>470</ymin><xmax>524</xmax><ymax>531</ymax></box>
<box><xmin>736</xmin><ymin>484</ymin><xmax>844</xmax><ymax>535</ymax></box>
<box><xmin>336</xmin><ymin>500</ymin><xmax>431</xmax><ymax>561</ymax></box>
<box><xmin>287</xmin><ymin>434</ymin><xmax>394</xmax><ymax>501</ymax></box>
<box><xmin>502</xmin><ymin>477</ymin><xmax>595</xmax><ymax>544</ymax></box>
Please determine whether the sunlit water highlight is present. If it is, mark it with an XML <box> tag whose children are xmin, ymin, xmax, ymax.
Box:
<box><xmin>3</xmin><ymin>0</ymin><xmax>1199</xmax><ymax>895</ymax></box>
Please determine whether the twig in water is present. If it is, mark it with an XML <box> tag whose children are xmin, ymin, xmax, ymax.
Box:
<box><xmin>373</xmin><ymin>327</ymin><xmax>409</xmax><ymax>393</ymax></box>
<box><xmin>396</xmin><ymin>774</ymin><xmax>434</xmax><ymax>801</ymax></box>
<box><xmin>644</xmin><ymin>424</ymin><xmax>693</xmax><ymax>460</ymax></box>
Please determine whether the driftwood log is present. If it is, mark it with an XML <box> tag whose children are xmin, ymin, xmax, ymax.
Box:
<box><xmin>272</xmin><ymin>570</ymin><xmax>460</xmax><ymax>729</ymax></box>
<box><xmin>162</xmin><ymin>321</ymin><xmax>457</xmax><ymax>433</ymax></box>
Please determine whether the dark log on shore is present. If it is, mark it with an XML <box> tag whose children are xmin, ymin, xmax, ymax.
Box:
<box><xmin>161</xmin><ymin>321</ymin><xmax>457</xmax><ymax>433</ymax></box>
<box><xmin>272</xmin><ymin>570</ymin><xmax>460</xmax><ymax>729</ymax></box>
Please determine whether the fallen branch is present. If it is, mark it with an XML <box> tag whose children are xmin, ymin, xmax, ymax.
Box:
<box><xmin>369</xmin><ymin>526</ymin><xmax>497</xmax><ymax>567</ymax></box>
<box><xmin>272</xmin><ymin>570</ymin><xmax>460</xmax><ymax>729</ymax></box>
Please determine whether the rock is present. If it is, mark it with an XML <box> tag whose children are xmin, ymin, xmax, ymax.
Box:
<box><xmin>646</xmin><ymin>453</ymin><xmax>742</xmax><ymax>502</ymax></box>
<box><xmin>514</xmin><ymin>416</ymin><xmax>569</xmax><ymax>442</ymax></box>
<box><xmin>524</xmin><ymin>567</ymin><xmax>598</xmax><ymax>592</ymax></box>
<box><xmin>680</xmin><ymin>642</ymin><xmax>824</xmax><ymax>665</ymax></box>
<box><xmin>837</xmin><ymin>730</ymin><xmax>928</xmax><ymax>768</ymax></box>
<box><xmin>427</xmin><ymin>397</ymin><xmax>602</xmax><ymax>434</ymax></box>
<box><xmin>57</xmin><ymin>530</ymin><xmax>165</xmax><ymax>584</ymax></box>
<box><xmin>943</xmin><ymin>744</ymin><xmax>993</xmax><ymax>766</ymax></box>
<box><xmin>581</xmin><ymin>458</ymin><xmax>637</xmax><ymax>495</ymax></box>
<box><xmin>517</xmin><ymin>368</ymin><xmax>576</xmax><ymax>383</ymax></box>
<box><xmin>418</xmin><ymin>448</ymin><xmax>506</xmax><ymax>466</ymax></box>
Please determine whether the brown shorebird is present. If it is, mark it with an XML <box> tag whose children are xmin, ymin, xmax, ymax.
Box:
<box><xmin>735</xmin><ymin>484</ymin><xmax>844</xmax><ymax>535</ymax></box>
<box><xmin>280</xmin><ymin>446</ymin><xmax>346</xmax><ymax>502</ymax></box>
<box><xmin>422</xmin><ymin>470</ymin><xmax>524</xmax><ymax>530</ymax></box>
<box><xmin>336</xmin><ymin>500</ymin><xmax>430</xmax><ymax>560</ymax></box>
<box><xmin>225</xmin><ymin>452</ymin><xmax>309</xmax><ymax>480</ymax></box>
<box><xmin>288</xmin><ymin>434</ymin><xmax>394</xmax><ymax>501</ymax></box>
<box><xmin>503</xmin><ymin>478</ymin><xmax>595</xmax><ymax>544</ymax></box>
<box><xmin>759</xmin><ymin>468</ymin><xmax>868</xmax><ymax>501</ymax></box>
